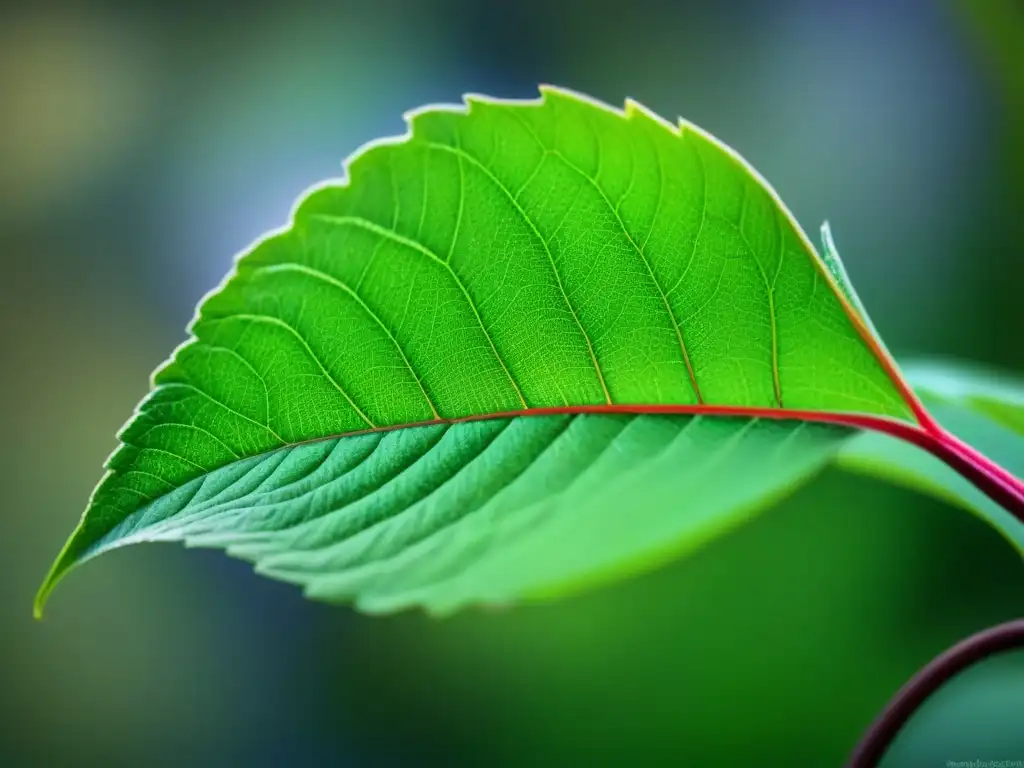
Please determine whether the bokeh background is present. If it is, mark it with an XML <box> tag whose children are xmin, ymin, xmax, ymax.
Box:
<box><xmin>2</xmin><ymin>0</ymin><xmax>1023</xmax><ymax>765</ymax></box>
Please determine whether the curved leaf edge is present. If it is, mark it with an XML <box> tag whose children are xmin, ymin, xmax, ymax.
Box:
<box><xmin>35</xmin><ymin>85</ymin><xmax>937</xmax><ymax>617</ymax></box>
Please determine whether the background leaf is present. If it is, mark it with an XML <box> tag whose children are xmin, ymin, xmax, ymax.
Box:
<box><xmin>839</xmin><ymin>363</ymin><xmax>1024</xmax><ymax>554</ymax></box>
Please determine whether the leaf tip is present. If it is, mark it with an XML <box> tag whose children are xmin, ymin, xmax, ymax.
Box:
<box><xmin>34</xmin><ymin>558</ymin><xmax>68</xmax><ymax>620</ymax></box>
<box><xmin>33</xmin><ymin>571</ymin><xmax>57</xmax><ymax>621</ymax></box>
<box><xmin>33</xmin><ymin>524</ymin><xmax>85</xmax><ymax>620</ymax></box>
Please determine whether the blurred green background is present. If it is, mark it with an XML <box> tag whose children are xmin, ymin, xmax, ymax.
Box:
<box><xmin>2</xmin><ymin>0</ymin><xmax>1023</xmax><ymax>765</ymax></box>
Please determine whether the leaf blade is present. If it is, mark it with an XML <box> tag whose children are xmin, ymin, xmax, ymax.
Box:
<box><xmin>39</xmin><ymin>87</ymin><xmax>937</xmax><ymax>614</ymax></box>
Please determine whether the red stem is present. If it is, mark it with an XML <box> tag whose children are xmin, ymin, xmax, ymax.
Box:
<box><xmin>912</xmin><ymin>424</ymin><xmax>1024</xmax><ymax>515</ymax></box>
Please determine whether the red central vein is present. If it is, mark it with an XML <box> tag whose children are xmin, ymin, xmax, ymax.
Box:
<box><xmin>295</xmin><ymin>403</ymin><xmax>1024</xmax><ymax>523</ymax></box>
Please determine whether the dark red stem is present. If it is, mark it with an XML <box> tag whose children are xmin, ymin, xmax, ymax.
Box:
<box><xmin>846</xmin><ymin>619</ymin><xmax>1024</xmax><ymax>767</ymax></box>
<box><xmin>839</xmin><ymin>421</ymin><xmax>1024</xmax><ymax>765</ymax></box>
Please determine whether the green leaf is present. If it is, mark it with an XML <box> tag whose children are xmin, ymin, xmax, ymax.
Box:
<box><xmin>838</xmin><ymin>362</ymin><xmax>1024</xmax><ymax>554</ymax></box>
<box><xmin>36</xmin><ymin>86</ymin><xmax>968</xmax><ymax>615</ymax></box>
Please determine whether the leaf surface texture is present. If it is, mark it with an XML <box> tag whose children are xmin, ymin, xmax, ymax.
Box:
<box><xmin>39</xmin><ymin>88</ymin><xmax>939</xmax><ymax>613</ymax></box>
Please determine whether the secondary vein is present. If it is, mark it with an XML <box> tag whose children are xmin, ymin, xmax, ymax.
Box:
<box><xmin>307</xmin><ymin>212</ymin><xmax>529</xmax><ymax>410</ymax></box>
<box><xmin>203</xmin><ymin>312</ymin><xmax>377</xmax><ymax>428</ymax></box>
<box><xmin>736</xmin><ymin>184</ymin><xmax>783</xmax><ymax>409</ymax></box>
<box><xmin>423</xmin><ymin>140</ymin><xmax>613</xmax><ymax>405</ymax></box>
<box><xmin>509</xmin><ymin>110</ymin><xmax>704</xmax><ymax>405</ymax></box>
<box><xmin>251</xmin><ymin>261</ymin><xmax>441</xmax><ymax>421</ymax></box>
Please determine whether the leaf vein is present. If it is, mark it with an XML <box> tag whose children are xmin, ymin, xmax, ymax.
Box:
<box><xmin>422</xmin><ymin>140</ymin><xmax>612</xmax><ymax>404</ymax></box>
<box><xmin>202</xmin><ymin>311</ymin><xmax>377</xmax><ymax>428</ymax></box>
<box><xmin>251</xmin><ymin>261</ymin><xmax>441</xmax><ymax>420</ymax></box>
<box><xmin>307</xmin><ymin>212</ymin><xmax>529</xmax><ymax>409</ymax></box>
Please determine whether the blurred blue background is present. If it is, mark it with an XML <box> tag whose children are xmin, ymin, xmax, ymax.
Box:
<box><xmin>2</xmin><ymin>0</ymin><xmax>1023</xmax><ymax>765</ymax></box>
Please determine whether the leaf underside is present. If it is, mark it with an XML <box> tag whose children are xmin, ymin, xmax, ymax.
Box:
<box><xmin>41</xmin><ymin>85</ymin><xmax>980</xmax><ymax>616</ymax></box>
<box><xmin>80</xmin><ymin>415</ymin><xmax>849</xmax><ymax>615</ymax></box>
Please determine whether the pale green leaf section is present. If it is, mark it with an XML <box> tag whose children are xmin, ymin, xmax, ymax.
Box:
<box><xmin>71</xmin><ymin>415</ymin><xmax>850</xmax><ymax>615</ymax></box>
<box><xmin>38</xmin><ymin>86</ymin><xmax>915</xmax><ymax>613</ymax></box>
<box><xmin>838</xmin><ymin>363</ymin><xmax>1024</xmax><ymax>554</ymax></box>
